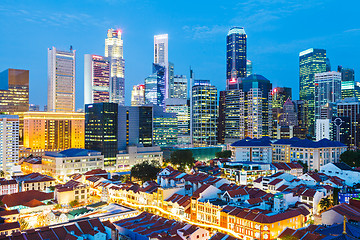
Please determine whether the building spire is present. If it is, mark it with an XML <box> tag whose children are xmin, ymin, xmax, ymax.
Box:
<box><xmin>343</xmin><ymin>215</ymin><xmax>347</xmax><ymax>235</ymax></box>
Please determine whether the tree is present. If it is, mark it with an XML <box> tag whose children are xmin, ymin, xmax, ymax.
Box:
<box><xmin>19</xmin><ymin>218</ymin><xmax>29</xmax><ymax>230</ymax></box>
<box><xmin>168</xmin><ymin>150</ymin><xmax>195</xmax><ymax>172</ymax></box>
<box><xmin>319</xmin><ymin>197</ymin><xmax>332</xmax><ymax>212</ymax></box>
<box><xmin>215</xmin><ymin>150</ymin><xmax>232</xmax><ymax>159</ymax></box>
<box><xmin>340</xmin><ymin>150</ymin><xmax>360</xmax><ymax>167</ymax></box>
<box><xmin>297</xmin><ymin>160</ymin><xmax>308</xmax><ymax>173</ymax></box>
<box><xmin>49</xmin><ymin>186</ymin><xmax>55</xmax><ymax>191</ymax></box>
<box><xmin>131</xmin><ymin>160</ymin><xmax>161</xmax><ymax>183</ymax></box>
<box><xmin>69</xmin><ymin>199</ymin><xmax>79</xmax><ymax>208</ymax></box>
<box><xmin>0</xmin><ymin>170</ymin><xmax>4</xmax><ymax>178</ymax></box>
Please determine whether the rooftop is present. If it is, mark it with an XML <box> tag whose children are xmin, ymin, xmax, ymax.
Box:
<box><xmin>45</xmin><ymin>148</ymin><xmax>102</xmax><ymax>158</ymax></box>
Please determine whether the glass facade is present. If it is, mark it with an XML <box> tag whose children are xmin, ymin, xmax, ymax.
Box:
<box><xmin>171</xmin><ymin>75</ymin><xmax>187</xmax><ymax>99</ymax></box>
<box><xmin>271</xmin><ymin>87</ymin><xmax>292</xmax><ymax>108</ymax></box>
<box><xmin>139</xmin><ymin>106</ymin><xmax>153</xmax><ymax>147</ymax></box>
<box><xmin>226</xmin><ymin>27</ymin><xmax>247</xmax><ymax>80</ymax></box>
<box><xmin>85</xmin><ymin>103</ymin><xmax>118</xmax><ymax>167</ymax></box>
<box><xmin>48</xmin><ymin>47</ymin><xmax>76</xmax><ymax>112</ymax></box>
<box><xmin>191</xmin><ymin>82</ymin><xmax>218</xmax><ymax>147</ymax></box>
<box><xmin>105</xmin><ymin>29</ymin><xmax>125</xmax><ymax>106</ymax></box>
<box><xmin>299</xmin><ymin>48</ymin><xmax>327</xmax><ymax>137</ymax></box>
<box><xmin>0</xmin><ymin>69</ymin><xmax>29</xmax><ymax>113</ymax></box>
<box><xmin>165</xmin><ymin>98</ymin><xmax>190</xmax><ymax>144</ymax></box>
<box><xmin>131</xmin><ymin>84</ymin><xmax>145</xmax><ymax>106</ymax></box>
<box><xmin>154</xmin><ymin>34</ymin><xmax>169</xmax><ymax>98</ymax></box>
<box><xmin>145</xmin><ymin>64</ymin><xmax>166</xmax><ymax>108</ymax></box>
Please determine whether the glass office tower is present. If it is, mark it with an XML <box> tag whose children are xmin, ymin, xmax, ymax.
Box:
<box><xmin>85</xmin><ymin>103</ymin><xmax>118</xmax><ymax>168</ymax></box>
<box><xmin>0</xmin><ymin>68</ymin><xmax>29</xmax><ymax>113</ymax></box>
<box><xmin>145</xmin><ymin>64</ymin><xmax>166</xmax><ymax>108</ymax></box>
<box><xmin>272</xmin><ymin>87</ymin><xmax>292</xmax><ymax>108</ymax></box>
<box><xmin>226</xmin><ymin>27</ymin><xmax>247</xmax><ymax>80</ymax></box>
<box><xmin>299</xmin><ymin>48</ymin><xmax>327</xmax><ymax>137</ymax></box>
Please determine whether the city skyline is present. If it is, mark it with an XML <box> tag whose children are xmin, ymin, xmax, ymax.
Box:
<box><xmin>1</xmin><ymin>0</ymin><xmax>360</xmax><ymax>109</ymax></box>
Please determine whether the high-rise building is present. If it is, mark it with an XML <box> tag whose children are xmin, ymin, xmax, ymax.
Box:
<box><xmin>170</xmin><ymin>75</ymin><xmax>187</xmax><ymax>99</ymax></box>
<box><xmin>279</xmin><ymin>99</ymin><xmax>298</xmax><ymax>127</ymax></box>
<box><xmin>293</xmin><ymin>100</ymin><xmax>308</xmax><ymax>129</ymax></box>
<box><xmin>84</xmin><ymin>54</ymin><xmax>111</xmax><ymax>104</ymax></box>
<box><xmin>118</xmin><ymin>105</ymin><xmax>153</xmax><ymax>150</ymax></box>
<box><xmin>223</xmin><ymin>74</ymin><xmax>272</xmax><ymax>143</ymax></box>
<box><xmin>131</xmin><ymin>84</ymin><xmax>145</xmax><ymax>106</ymax></box>
<box><xmin>191</xmin><ymin>80</ymin><xmax>217</xmax><ymax>147</ymax></box>
<box><xmin>168</xmin><ymin>62</ymin><xmax>174</xmax><ymax>98</ymax></box>
<box><xmin>0</xmin><ymin>115</ymin><xmax>19</xmax><ymax>173</ymax></box>
<box><xmin>339</xmin><ymin>67</ymin><xmax>360</xmax><ymax>100</ymax></box>
<box><xmin>331</xmin><ymin>116</ymin><xmax>351</xmax><ymax>145</ymax></box>
<box><xmin>326</xmin><ymin>58</ymin><xmax>331</xmax><ymax>72</ymax></box>
<box><xmin>105</xmin><ymin>29</ymin><xmax>125</xmax><ymax>105</ymax></box>
<box><xmin>299</xmin><ymin>48</ymin><xmax>327</xmax><ymax>136</ymax></box>
<box><xmin>246</xmin><ymin>60</ymin><xmax>252</xmax><ymax>77</ymax></box>
<box><xmin>314</xmin><ymin>71</ymin><xmax>341</xmax><ymax>120</ymax></box>
<box><xmin>29</xmin><ymin>104</ymin><xmax>40</xmax><ymax>112</ymax></box>
<box><xmin>226</xmin><ymin>27</ymin><xmax>247</xmax><ymax>80</ymax></box>
<box><xmin>153</xmin><ymin>105</ymin><xmax>178</xmax><ymax>147</ymax></box>
<box><xmin>165</xmin><ymin>98</ymin><xmax>190</xmax><ymax>145</ymax></box>
<box><xmin>337</xmin><ymin>98</ymin><xmax>360</xmax><ymax>149</ymax></box>
<box><xmin>17</xmin><ymin>112</ymin><xmax>84</xmax><ymax>152</ymax></box>
<box><xmin>48</xmin><ymin>47</ymin><xmax>76</xmax><ymax>112</ymax></box>
<box><xmin>0</xmin><ymin>68</ymin><xmax>29</xmax><ymax>113</ymax></box>
<box><xmin>85</xmin><ymin>103</ymin><xmax>118</xmax><ymax>168</ymax></box>
<box><xmin>218</xmin><ymin>91</ymin><xmax>226</xmax><ymax>144</ymax></box>
<box><xmin>145</xmin><ymin>64</ymin><xmax>166</xmax><ymax>108</ymax></box>
<box><xmin>154</xmin><ymin>34</ymin><xmax>169</xmax><ymax>98</ymax></box>
<box><xmin>271</xmin><ymin>87</ymin><xmax>292</xmax><ymax>108</ymax></box>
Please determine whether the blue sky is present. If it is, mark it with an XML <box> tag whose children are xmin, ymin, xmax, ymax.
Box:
<box><xmin>1</xmin><ymin>0</ymin><xmax>360</xmax><ymax>109</ymax></box>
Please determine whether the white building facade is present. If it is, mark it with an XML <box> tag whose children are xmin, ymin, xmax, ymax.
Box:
<box><xmin>0</xmin><ymin>115</ymin><xmax>19</xmax><ymax>173</ymax></box>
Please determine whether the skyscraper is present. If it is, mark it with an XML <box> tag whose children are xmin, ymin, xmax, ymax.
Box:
<box><xmin>154</xmin><ymin>34</ymin><xmax>169</xmax><ymax>98</ymax></box>
<box><xmin>165</xmin><ymin>98</ymin><xmax>190</xmax><ymax>145</ymax></box>
<box><xmin>299</xmin><ymin>48</ymin><xmax>327</xmax><ymax>136</ymax></box>
<box><xmin>84</xmin><ymin>54</ymin><xmax>110</xmax><ymax>104</ymax></box>
<box><xmin>191</xmin><ymin>80</ymin><xmax>217</xmax><ymax>147</ymax></box>
<box><xmin>246</xmin><ymin>60</ymin><xmax>252</xmax><ymax>77</ymax></box>
<box><xmin>85</xmin><ymin>103</ymin><xmax>118</xmax><ymax>168</ymax></box>
<box><xmin>314</xmin><ymin>71</ymin><xmax>341</xmax><ymax>120</ymax></box>
<box><xmin>337</xmin><ymin>98</ymin><xmax>360</xmax><ymax>149</ymax></box>
<box><xmin>105</xmin><ymin>29</ymin><xmax>125</xmax><ymax>105</ymax></box>
<box><xmin>223</xmin><ymin>74</ymin><xmax>272</xmax><ymax>142</ymax></box>
<box><xmin>131</xmin><ymin>84</ymin><xmax>145</xmax><ymax>106</ymax></box>
<box><xmin>271</xmin><ymin>87</ymin><xmax>292</xmax><ymax>108</ymax></box>
<box><xmin>0</xmin><ymin>68</ymin><xmax>29</xmax><ymax>113</ymax></box>
<box><xmin>0</xmin><ymin>115</ymin><xmax>19</xmax><ymax>174</ymax></box>
<box><xmin>171</xmin><ymin>75</ymin><xmax>188</xmax><ymax>99</ymax></box>
<box><xmin>340</xmin><ymin>67</ymin><xmax>360</xmax><ymax>100</ymax></box>
<box><xmin>48</xmin><ymin>47</ymin><xmax>76</xmax><ymax>112</ymax></box>
<box><xmin>226</xmin><ymin>27</ymin><xmax>247</xmax><ymax>80</ymax></box>
<box><xmin>145</xmin><ymin>64</ymin><xmax>166</xmax><ymax>108</ymax></box>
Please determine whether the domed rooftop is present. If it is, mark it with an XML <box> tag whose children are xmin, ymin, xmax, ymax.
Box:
<box><xmin>244</xmin><ymin>74</ymin><xmax>269</xmax><ymax>82</ymax></box>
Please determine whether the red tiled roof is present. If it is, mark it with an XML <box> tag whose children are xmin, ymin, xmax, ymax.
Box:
<box><xmin>225</xmin><ymin>189</ymin><xmax>248</xmax><ymax>198</ymax></box>
<box><xmin>0</xmin><ymin>179</ymin><xmax>17</xmax><ymax>186</ymax></box>
<box><xmin>326</xmin><ymin>203</ymin><xmax>360</xmax><ymax>222</ymax></box>
<box><xmin>268</xmin><ymin>178</ymin><xmax>283</xmax><ymax>186</ymax></box>
<box><xmin>0</xmin><ymin>209</ymin><xmax>19</xmax><ymax>217</ymax></box>
<box><xmin>253</xmin><ymin>177</ymin><xmax>263</xmax><ymax>183</ymax></box>
<box><xmin>0</xmin><ymin>222</ymin><xmax>20</xmax><ymax>232</ymax></box>
<box><xmin>0</xmin><ymin>190</ymin><xmax>53</xmax><ymax>208</ymax></box>
<box><xmin>247</xmin><ymin>198</ymin><xmax>263</xmax><ymax>205</ymax></box>
<box><xmin>192</xmin><ymin>184</ymin><xmax>211</xmax><ymax>198</ymax></box>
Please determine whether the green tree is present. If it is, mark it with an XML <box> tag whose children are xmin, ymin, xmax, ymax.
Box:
<box><xmin>69</xmin><ymin>199</ymin><xmax>79</xmax><ymax>208</ymax></box>
<box><xmin>0</xmin><ymin>170</ymin><xmax>5</xmax><ymax>178</ymax></box>
<box><xmin>332</xmin><ymin>188</ymin><xmax>340</xmax><ymax>206</ymax></box>
<box><xmin>340</xmin><ymin>150</ymin><xmax>360</xmax><ymax>167</ymax></box>
<box><xmin>168</xmin><ymin>150</ymin><xmax>195</xmax><ymax>172</ymax></box>
<box><xmin>131</xmin><ymin>160</ymin><xmax>161</xmax><ymax>183</ymax></box>
<box><xmin>319</xmin><ymin>197</ymin><xmax>332</xmax><ymax>212</ymax></box>
<box><xmin>215</xmin><ymin>150</ymin><xmax>232</xmax><ymax>159</ymax></box>
<box><xmin>19</xmin><ymin>218</ymin><xmax>29</xmax><ymax>230</ymax></box>
<box><xmin>297</xmin><ymin>160</ymin><xmax>308</xmax><ymax>173</ymax></box>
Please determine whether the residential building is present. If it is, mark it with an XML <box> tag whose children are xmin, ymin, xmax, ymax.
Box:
<box><xmin>165</xmin><ymin>98</ymin><xmax>190</xmax><ymax>145</ymax></box>
<box><xmin>145</xmin><ymin>64</ymin><xmax>166</xmax><ymax>108</ymax></box>
<box><xmin>299</xmin><ymin>48</ymin><xmax>327</xmax><ymax>137</ymax></box>
<box><xmin>47</xmin><ymin>47</ymin><xmax>76</xmax><ymax>112</ymax></box>
<box><xmin>54</xmin><ymin>180</ymin><xmax>90</xmax><ymax>205</ymax></box>
<box><xmin>337</xmin><ymin>98</ymin><xmax>360</xmax><ymax>149</ymax></box>
<box><xmin>154</xmin><ymin>34</ymin><xmax>169</xmax><ymax>98</ymax></box>
<box><xmin>0</xmin><ymin>115</ymin><xmax>19</xmax><ymax>173</ymax></box>
<box><xmin>191</xmin><ymin>80</ymin><xmax>217</xmax><ymax>146</ymax></box>
<box><xmin>131</xmin><ymin>84</ymin><xmax>145</xmax><ymax>106</ymax></box>
<box><xmin>230</xmin><ymin>137</ymin><xmax>273</xmax><ymax>163</ymax></box>
<box><xmin>320</xmin><ymin>162</ymin><xmax>360</xmax><ymax>186</ymax></box>
<box><xmin>316</xmin><ymin>119</ymin><xmax>331</xmax><ymax>141</ymax></box>
<box><xmin>321</xmin><ymin>203</ymin><xmax>360</xmax><ymax>225</ymax></box>
<box><xmin>0</xmin><ymin>190</ymin><xmax>53</xmax><ymax>210</ymax></box>
<box><xmin>272</xmin><ymin>137</ymin><xmax>301</xmax><ymax>163</ymax></box>
<box><xmin>0</xmin><ymin>68</ymin><xmax>29</xmax><ymax>113</ymax></box>
<box><xmin>42</xmin><ymin>149</ymin><xmax>104</xmax><ymax>180</ymax></box>
<box><xmin>84</xmin><ymin>54</ymin><xmax>110</xmax><ymax>104</ymax></box>
<box><xmin>17</xmin><ymin>112</ymin><xmax>84</xmax><ymax>154</ymax></box>
<box><xmin>314</xmin><ymin>71</ymin><xmax>341</xmax><ymax>120</ymax></box>
<box><xmin>117</xmin><ymin>146</ymin><xmax>163</xmax><ymax>171</ymax></box>
<box><xmin>170</xmin><ymin>75</ymin><xmax>187</xmax><ymax>99</ymax></box>
<box><xmin>105</xmin><ymin>29</ymin><xmax>125</xmax><ymax>105</ymax></box>
<box><xmin>0</xmin><ymin>179</ymin><xmax>18</xmax><ymax>195</ymax></box>
<box><xmin>226</xmin><ymin>27</ymin><xmax>247</xmax><ymax>80</ymax></box>
<box><xmin>14</xmin><ymin>172</ymin><xmax>55</xmax><ymax>192</ymax></box>
<box><xmin>272</xmin><ymin>87</ymin><xmax>292</xmax><ymax>108</ymax></box>
<box><xmin>85</xmin><ymin>103</ymin><xmax>117</xmax><ymax>169</ymax></box>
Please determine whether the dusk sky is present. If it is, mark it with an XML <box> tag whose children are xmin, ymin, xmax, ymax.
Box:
<box><xmin>1</xmin><ymin>0</ymin><xmax>360</xmax><ymax>109</ymax></box>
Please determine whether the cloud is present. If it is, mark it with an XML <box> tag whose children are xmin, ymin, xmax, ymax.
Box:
<box><xmin>344</xmin><ymin>28</ymin><xmax>360</xmax><ymax>33</ymax></box>
<box><xmin>182</xmin><ymin>25</ymin><xmax>229</xmax><ymax>40</ymax></box>
<box><xmin>0</xmin><ymin>5</ymin><xmax>111</xmax><ymax>28</ymax></box>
